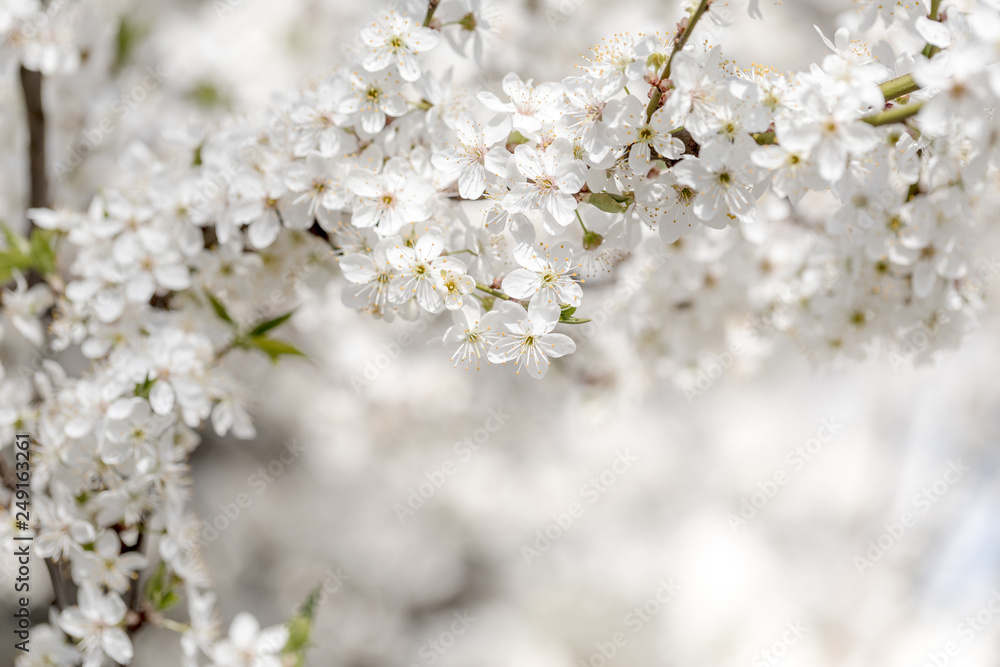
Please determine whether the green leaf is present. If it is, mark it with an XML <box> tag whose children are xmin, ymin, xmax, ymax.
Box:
<box><xmin>0</xmin><ymin>223</ymin><xmax>51</xmax><ymax>283</ymax></box>
<box><xmin>248</xmin><ymin>309</ymin><xmax>296</xmax><ymax>338</ymax></box>
<box><xmin>560</xmin><ymin>305</ymin><xmax>577</xmax><ymax>318</ymax></box>
<box><xmin>134</xmin><ymin>374</ymin><xmax>155</xmax><ymax>400</ymax></box>
<box><xmin>144</xmin><ymin>561</ymin><xmax>182</xmax><ymax>612</ymax></box>
<box><xmin>204</xmin><ymin>290</ymin><xmax>235</xmax><ymax>326</ymax></box>
<box><xmin>283</xmin><ymin>586</ymin><xmax>322</xmax><ymax>666</ymax></box>
<box><xmin>248</xmin><ymin>337</ymin><xmax>307</xmax><ymax>364</ymax></box>
<box><xmin>507</xmin><ymin>131</ymin><xmax>530</xmax><ymax>146</ymax></box>
<box><xmin>29</xmin><ymin>228</ymin><xmax>56</xmax><ymax>276</ymax></box>
<box><xmin>587</xmin><ymin>192</ymin><xmax>630</xmax><ymax>214</ymax></box>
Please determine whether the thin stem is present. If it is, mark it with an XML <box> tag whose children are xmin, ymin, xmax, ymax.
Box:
<box><xmin>476</xmin><ymin>282</ymin><xmax>511</xmax><ymax>300</ymax></box>
<box><xmin>423</xmin><ymin>0</ymin><xmax>440</xmax><ymax>26</ymax></box>
<box><xmin>880</xmin><ymin>73</ymin><xmax>920</xmax><ymax>102</ymax></box>
<box><xmin>921</xmin><ymin>0</ymin><xmax>943</xmax><ymax>58</ymax></box>
<box><xmin>576</xmin><ymin>210</ymin><xmax>588</xmax><ymax>233</ymax></box>
<box><xmin>862</xmin><ymin>101</ymin><xmax>923</xmax><ymax>127</ymax></box>
<box><xmin>19</xmin><ymin>66</ymin><xmax>48</xmax><ymax>223</ymax></box>
<box><xmin>646</xmin><ymin>0</ymin><xmax>711</xmax><ymax>122</ymax></box>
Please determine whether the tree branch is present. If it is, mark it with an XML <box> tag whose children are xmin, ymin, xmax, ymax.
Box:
<box><xmin>19</xmin><ymin>66</ymin><xmax>49</xmax><ymax>224</ymax></box>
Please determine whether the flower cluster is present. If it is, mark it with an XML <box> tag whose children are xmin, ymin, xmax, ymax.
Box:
<box><xmin>2</xmin><ymin>0</ymin><xmax>1000</xmax><ymax>664</ymax></box>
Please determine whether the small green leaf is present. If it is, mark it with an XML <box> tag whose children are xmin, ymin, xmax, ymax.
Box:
<box><xmin>29</xmin><ymin>229</ymin><xmax>56</xmax><ymax>276</ymax></box>
<box><xmin>560</xmin><ymin>305</ymin><xmax>577</xmax><ymax>318</ymax></box>
<box><xmin>249</xmin><ymin>337</ymin><xmax>307</xmax><ymax>364</ymax></box>
<box><xmin>145</xmin><ymin>561</ymin><xmax>182</xmax><ymax>612</ymax></box>
<box><xmin>248</xmin><ymin>310</ymin><xmax>296</xmax><ymax>338</ymax></box>
<box><xmin>283</xmin><ymin>586</ymin><xmax>322</xmax><ymax>666</ymax></box>
<box><xmin>587</xmin><ymin>192</ymin><xmax>630</xmax><ymax>214</ymax></box>
<box><xmin>507</xmin><ymin>131</ymin><xmax>530</xmax><ymax>146</ymax></box>
<box><xmin>204</xmin><ymin>291</ymin><xmax>235</xmax><ymax>326</ymax></box>
<box><xmin>134</xmin><ymin>374</ymin><xmax>155</xmax><ymax>400</ymax></box>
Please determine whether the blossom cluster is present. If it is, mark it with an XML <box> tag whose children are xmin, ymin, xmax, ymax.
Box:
<box><xmin>1</xmin><ymin>0</ymin><xmax>1000</xmax><ymax>664</ymax></box>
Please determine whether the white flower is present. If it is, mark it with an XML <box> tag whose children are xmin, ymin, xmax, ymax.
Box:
<box><xmin>70</xmin><ymin>531</ymin><xmax>148</xmax><ymax>594</ymax></box>
<box><xmin>487</xmin><ymin>299</ymin><xmax>576</xmax><ymax>377</ymax></box>
<box><xmin>501</xmin><ymin>242</ymin><xmax>582</xmax><ymax>307</ymax></box>
<box><xmin>438</xmin><ymin>0</ymin><xmax>498</xmax><ymax>66</ymax></box>
<box><xmin>432</xmin><ymin>112</ymin><xmax>511</xmax><ymax>199</ymax></box>
<box><xmin>340</xmin><ymin>237</ymin><xmax>400</xmax><ymax>317</ymax></box>
<box><xmin>478</xmin><ymin>72</ymin><xmax>563</xmax><ymax>135</ymax></box>
<box><xmin>633</xmin><ymin>175</ymin><xmax>698</xmax><ymax>243</ymax></box>
<box><xmin>442</xmin><ymin>301</ymin><xmax>505</xmax><ymax>369</ymax></box>
<box><xmin>671</xmin><ymin>141</ymin><xmax>756</xmax><ymax>228</ymax></box>
<box><xmin>502</xmin><ymin>143</ymin><xmax>586</xmax><ymax>231</ymax></box>
<box><xmin>778</xmin><ymin>93</ymin><xmax>879</xmax><ymax>183</ymax></box>
<box><xmin>16</xmin><ymin>621</ymin><xmax>81</xmax><ymax>667</ymax></box>
<box><xmin>340</xmin><ymin>69</ymin><xmax>408</xmax><ymax>135</ymax></box>
<box><xmin>347</xmin><ymin>158</ymin><xmax>435</xmax><ymax>236</ymax></box>
<box><xmin>387</xmin><ymin>229</ymin><xmax>473</xmax><ymax>312</ymax></box>
<box><xmin>2</xmin><ymin>271</ymin><xmax>53</xmax><ymax>346</ymax></box>
<box><xmin>559</xmin><ymin>75</ymin><xmax>620</xmax><ymax>162</ymax></box>
<box><xmin>360</xmin><ymin>9</ymin><xmax>440</xmax><ymax>82</ymax></box>
<box><xmin>59</xmin><ymin>586</ymin><xmax>133</xmax><ymax>666</ymax></box>
<box><xmin>606</xmin><ymin>96</ymin><xmax>685</xmax><ymax>173</ymax></box>
<box><xmin>210</xmin><ymin>612</ymin><xmax>289</xmax><ymax>667</ymax></box>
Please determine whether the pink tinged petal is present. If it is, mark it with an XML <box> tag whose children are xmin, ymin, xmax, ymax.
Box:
<box><xmin>502</xmin><ymin>269</ymin><xmax>541</xmax><ymax>299</ymax></box>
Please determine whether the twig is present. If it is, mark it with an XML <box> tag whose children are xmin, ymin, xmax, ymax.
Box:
<box><xmin>19</xmin><ymin>66</ymin><xmax>48</xmax><ymax>224</ymax></box>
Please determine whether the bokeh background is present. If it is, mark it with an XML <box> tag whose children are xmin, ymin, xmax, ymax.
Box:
<box><xmin>3</xmin><ymin>0</ymin><xmax>1000</xmax><ymax>665</ymax></box>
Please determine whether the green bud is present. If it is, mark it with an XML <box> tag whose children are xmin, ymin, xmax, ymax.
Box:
<box><xmin>582</xmin><ymin>229</ymin><xmax>604</xmax><ymax>251</ymax></box>
<box><xmin>458</xmin><ymin>12</ymin><xmax>477</xmax><ymax>31</ymax></box>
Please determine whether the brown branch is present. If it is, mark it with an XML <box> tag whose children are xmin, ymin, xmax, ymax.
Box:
<box><xmin>19</xmin><ymin>66</ymin><xmax>49</xmax><ymax>224</ymax></box>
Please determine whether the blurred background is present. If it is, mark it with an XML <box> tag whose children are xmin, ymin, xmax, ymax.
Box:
<box><xmin>3</xmin><ymin>0</ymin><xmax>1000</xmax><ymax>665</ymax></box>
